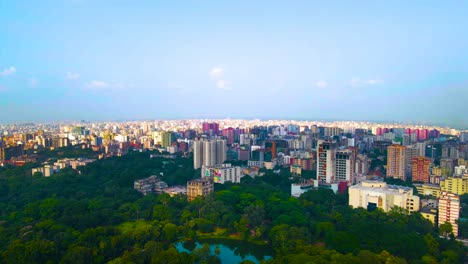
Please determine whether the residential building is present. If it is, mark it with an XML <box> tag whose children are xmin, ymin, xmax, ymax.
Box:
<box><xmin>187</xmin><ymin>177</ymin><xmax>214</xmax><ymax>201</ymax></box>
<box><xmin>414</xmin><ymin>183</ymin><xmax>441</xmax><ymax>198</ymax></box>
<box><xmin>412</xmin><ymin>156</ymin><xmax>430</xmax><ymax>183</ymax></box>
<box><xmin>317</xmin><ymin>140</ymin><xmax>336</xmax><ymax>183</ymax></box>
<box><xmin>420</xmin><ymin>207</ymin><xmax>438</xmax><ymax>225</ymax></box>
<box><xmin>201</xmin><ymin>163</ymin><xmax>243</xmax><ymax>184</ymax></box>
<box><xmin>438</xmin><ymin>191</ymin><xmax>460</xmax><ymax>236</ymax></box>
<box><xmin>440</xmin><ymin>175</ymin><xmax>468</xmax><ymax>195</ymax></box>
<box><xmin>335</xmin><ymin>149</ymin><xmax>355</xmax><ymax>184</ymax></box>
<box><xmin>192</xmin><ymin>139</ymin><xmax>227</xmax><ymax>169</ymax></box>
<box><xmin>387</xmin><ymin>145</ymin><xmax>406</xmax><ymax>180</ymax></box>
<box><xmin>134</xmin><ymin>176</ymin><xmax>168</xmax><ymax>195</ymax></box>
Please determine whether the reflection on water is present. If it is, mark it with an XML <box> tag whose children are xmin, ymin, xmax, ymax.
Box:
<box><xmin>175</xmin><ymin>238</ymin><xmax>274</xmax><ymax>264</ymax></box>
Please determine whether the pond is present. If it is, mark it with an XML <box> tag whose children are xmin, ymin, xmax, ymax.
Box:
<box><xmin>175</xmin><ymin>238</ymin><xmax>274</xmax><ymax>264</ymax></box>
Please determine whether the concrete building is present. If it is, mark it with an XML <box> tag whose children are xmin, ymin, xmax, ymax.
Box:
<box><xmin>348</xmin><ymin>180</ymin><xmax>420</xmax><ymax>213</ymax></box>
<box><xmin>335</xmin><ymin>149</ymin><xmax>355</xmax><ymax>184</ymax></box>
<box><xmin>291</xmin><ymin>179</ymin><xmax>317</xmax><ymax>197</ymax></box>
<box><xmin>440</xmin><ymin>175</ymin><xmax>468</xmax><ymax>195</ymax></box>
<box><xmin>414</xmin><ymin>183</ymin><xmax>441</xmax><ymax>198</ymax></box>
<box><xmin>192</xmin><ymin>139</ymin><xmax>227</xmax><ymax>169</ymax></box>
<box><xmin>412</xmin><ymin>156</ymin><xmax>430</xmax><ymax>183</ymax></box>
<box><xmin>187</xmin><ymin>177</ymin><xmax>214</xmax><ymax>201</ymax></box>
<box><xmin>387</xmin><ymin>145</ymin><xmax>407</xmax><ymax>181</ymax></box>
<box><xmin>420</xmin><ymin>207</ymin><xmax>438</xmax><ymax>225</ymax></box>
<box><xmin>134</xmin><ymin>176</ymin><xmax>168</xmax><ymax>195</ymax></box>
<box><xmin>438</xmin><ymin>191</ymin><xmax>460</xmax><ymax>236</ymax></box>
<box><xmin>201</xmin><ymin>163</ymin><xmax>243</xmax><ymax>184</ymax></box>
<box><xmin>317</xmin><ymin>140</ymin><xmax>336</xmax><ymax>183</ymax></box>
<box><xmin>355</xmin><ymin>154</ymin><xmax>370</xmax><ymax>175</ymax></box>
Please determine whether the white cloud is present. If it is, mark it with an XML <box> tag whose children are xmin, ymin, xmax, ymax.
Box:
<box><xmin>210</xmin><ymin>67</ymin><xmax>224</xmax><ymax>77</ymax></box>
<box><xmin>209</xmin><ymin>66</ymin><xmax>231</xmax><ymax>90</ymax></box>
<box><xmin>84</xmin><ymin>80</ymin><xmax>133</xmax><ymax>90</ymax></box>
<box><xmin>29</xmin><ymin>78</ymin><xmax>38</xmax><ymax>87</ymax></box>
<box><xmin>365</xmin><ymin>79</ymin><xmax>383</xmax><ymax>85</ymax></box>
<box><xmin>0</xmin><ymin>66</ymin><xmax>16</xmax><ymax>76</ymax></box>
<box><xmin>85</xmin><ymin>80</ymin><xmax>110</xmax><ymax>89</ymax></box>
<box><xmin>315</xmin><ymin>80</ymin><xmax>328</xmax><ymax>89</ymax></box>
<box><xmin>350</xmin><ymin>78</ymin><xmax>383</xmax><ymax>87</ymax></box>
<box><xmin>66</xmin><ymin>72</ymin><xmax>81</xmax><ymax>79</ymax></box>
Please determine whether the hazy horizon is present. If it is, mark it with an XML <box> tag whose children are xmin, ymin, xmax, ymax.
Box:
<box><xmin>1</xmin><ymin>1</ymin><xmax>467</xmax><ymax>128</ymax></box>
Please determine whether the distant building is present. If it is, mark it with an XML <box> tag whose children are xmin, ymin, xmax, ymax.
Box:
<box><xmin>420</xmin><ymin>207</ymin><xmax>438</xmax><ymax>225</ymax></box>
<box><xmin>348</xmin><ymin>180</ymin><xmax>420</xmax><ymax>213</ymax></box>
<box><xmin>438</xmin><ymin>191</ymin><xmax>460</xmax><ymax>236</ymax></box>
<box><xmin>335</xmin><ymin>149</ymin><xmax>355</xmax><ymax>184</ymax></box>
<box><xmin>291</xmin><ymin>179</ymin><xmax>317</xmax><ymax>197</ymax></box>
<box><xmin>355</xmin><ymin>154</ymin><xmax>370</xmax><ymax>175</ymax></box>
<box><xmin>163</xmin><ymin>186</ymin><xmax>187</xmax><ymax>197</ymax></box>
<box><xmin>412</xmin><ymin>156</ymin><xmax>430</xmax><ymax>183</ymax></box>
<box><xmin>440</xmin><ymin>175</ymin><xmax>468</xmax><ymax>195</ymax></box>
<box><xmin>201</xmin><ymin>163</ymin><xmax>243</xmax><ymax>184</ymax></box>
<box><xmin>134</xmin><ymin>176</ymin><xmax>168</xmax><ymax>195</ymax></box>
<box><xmin>414</xmin><ymin>183</ymin><xmax>441</xmax><ymax>198</ymax></box>
<box><xmin>187</xmin><ymin>177</ymin><xmax>214</xmax><ymax>201</ymax></box>
<box><xmin>387</xmin><ymin>145</ymin><xmax>406</xmax><ymax>181</ymax></box>
<box><xmin>193</xmin><ymin>139</ymin><xmax>227</xmax><ymax>169</ymax></box>
<box><xmin>317</xmin><ymin>140</ymin><xmax>336</xmax><ymax>183</ymax></box>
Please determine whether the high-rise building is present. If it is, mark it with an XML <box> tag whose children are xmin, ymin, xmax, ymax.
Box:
<box><xmin>355</xmin><ymin>154</ymin><xmax>369</xmax><ymax>176</ymax></box>
<box><xmin>202</xmin><ymin>122</ymin><xmax>219</xmax><ymax>136</ymax></box>
<box><xmin>387</xmin><ymin>145</ymin><xmax>407</xmax><ymax>181</ymax></box>
<box><xmin>317</xmin><ymin>140</ymin><xmax>336</xmax><ymax>183</ymax></box>
<box><xmin>412</xmin><ymin>156</ymin><xmax>430</xmax><ymax>183</ymax></box>
<box><xmin>192</xmin><ymin>139</ymin><xmax>227</xmax><ymax>169</ymax></box>
<box><xmin>335</xmin><ymin>149</ymin><xmax>355</xmax><ymax>184</ymax></box>
<box><xmin>193</xmin><ymin>140</ymin><xmax>203</xmax><ymax>169</ymax></box>
<box><xmin>438</xmin><ymin>191</ymin><xmax>460</xmax><ymax>236</ymax></box>
<box><xmin>187</xmin><ymin>177</ymin><xmax>214</xmax><ymax>201</ymax></box>
<box><xmin>222</xmin><ymin>128</ymin><xmax>235</xmax><ymax>145</ymax></box>
<box><xmin>161</xmin><ymin>132</ymin><xmax>173</xmax><ymax>148</ymax></box>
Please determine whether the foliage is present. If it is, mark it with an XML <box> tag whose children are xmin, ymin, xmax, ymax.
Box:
<box><xmin>0</xmin><ymin>151</ymin><xmax>466</xmax><ymax>263</ymax></box>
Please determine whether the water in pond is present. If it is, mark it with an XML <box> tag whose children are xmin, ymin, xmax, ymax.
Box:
<box><xmin>175</xmin><ymin>238</ymin><xmax>274</xmax><ymax>264</ymax></box>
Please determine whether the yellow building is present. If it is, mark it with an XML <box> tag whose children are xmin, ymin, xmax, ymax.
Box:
<box><xmin>420</xmin><ymin>207</ymin><xmax>438</xmax><ymax>225</ymax></box>
<box><xmin>440</xmin><ymin>175</ymin><xmax>468</xmax><ymax>195</ymax></box>
<box><xmin>432</xmin><ymin>167</ymin><xmax>442</xmax><ymax>176</ymax></box>
<box><xmin>290</xmin><ymin>165</ymin><xmax>302</xmax><ymax>176</ymax></box>
<box><xmin>187</xmin><ymin>177</ymin><xmax>214</xmax><ymax>201</ymax></box>
<box><xmin>387</xmin><ymin>145</ymin><xmax>406</xmax><ymax>181</ymax></box>
<box><xmin>414</xmin><ymin>183</ymin><xmax>441</xmax><ymax>198</ymax></box>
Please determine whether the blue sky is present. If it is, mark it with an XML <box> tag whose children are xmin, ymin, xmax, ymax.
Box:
<box><xmin>0</xmin><ymin>1</ymin><xmax>467</xmax><ymax>128</ymax></box>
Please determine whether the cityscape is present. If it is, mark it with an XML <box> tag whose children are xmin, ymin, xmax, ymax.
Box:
<box><xmin>1</xmin><ymin>1</ymin><xmax>468</xmax><ymax>263</ymax></box>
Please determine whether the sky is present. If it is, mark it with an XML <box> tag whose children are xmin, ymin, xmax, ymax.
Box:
<box><xmin>0</xmin><ymin>1</ymin><xmax>467</xmax><ymax>128</ymax></box>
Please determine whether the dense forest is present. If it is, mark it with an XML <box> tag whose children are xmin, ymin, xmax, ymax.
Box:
<box><xmin>0</xmin><ymin>149</ymin><xmax>466</xmax><ymax>263</ymax></box>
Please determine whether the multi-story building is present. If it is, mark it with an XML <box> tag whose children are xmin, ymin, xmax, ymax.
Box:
<box><xmin>335</xmin><ymin>149</ymin><xmax>355</xmax><ymax>184</ymax></box>
<box><xmin>134</xmin><ymin>176</ymin><xmax>168</xmax><ymax>195</ymax></box>
<box><xmin>201</xmin><ymin>163</ymin><xmax>243</xmax><ymax>184</ymax></box>
<box><xmin>420</xmin><ymin>207</ymin><xmax>438</xmax><ymax>225</ymax></box>
<box><xmin>387</xmin><ymin>145</ymin><xmax>406</xmax><ymax>181</ymax></box>
<box><xmin>438</xmin><ymin>191</ymin><xmax>460</xmax><ymax>236</ymax></box>
<box><xmin>440</xmin><ymin>158</ymin><xmax>454</xmax><ymax>176</ymax></box>
<box><xmin>355</xmin><ymin>154</ymin><xmax>369</xmax><ymax>175</ymax></box>
<box><xmin>317</xmin><ymin>140</ymin><xmax>336</xmax><ymax>183</ymax></box>
<box><xmin>187</xmin><ymin>177</ymin><xmax>214</xmax><ymax>201</ymax></box>
<box><xmin>348</xmin><ymin>180</ymin><xmax>420</xmax><ymax>213</ymax></box>
<box><xmin>412</xmin><ymin>156</ymin><xmax>430</xmax><ymax>183</ymax></box>
<box><xmin>414</xmin><ymin>183</ymin><xmax>441</xmax><ymax>198</ymax></box>
<box><xmin>192</xmin><ymin>139</ymin><xmax>227</xmax><ymax>169</ymax></box>
<box><xmin>440</xmin><ymin>175</ymin><xmax>468</xmax><ymax>195</ymax></box>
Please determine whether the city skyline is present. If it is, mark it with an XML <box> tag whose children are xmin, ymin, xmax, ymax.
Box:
<box><xmin>1</xmin><ymin>1</ymin><xmax>467</xmax><ymax>128</ymax></box>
